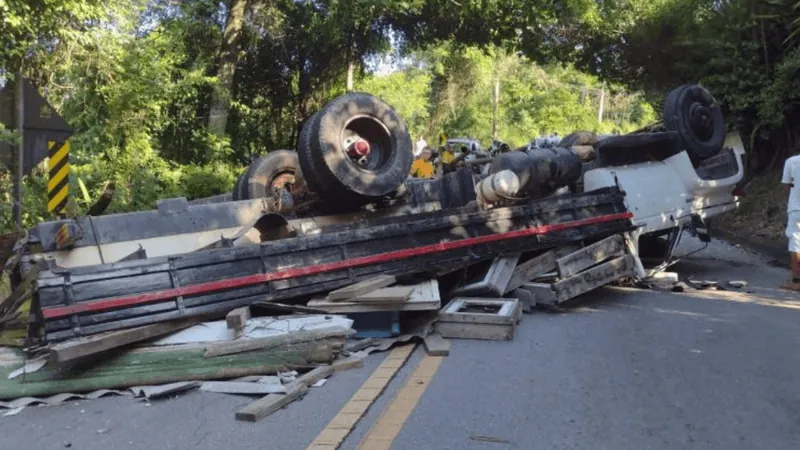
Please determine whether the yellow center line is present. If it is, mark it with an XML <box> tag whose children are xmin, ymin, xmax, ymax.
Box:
<box><xmin>306</xmin><ymin>344</ymin><xmax>415</xmax><ymax>450</ymax></box>
<box><xmin>355</xmin><ymin>354</ymin><xmax>444</xmax><ymax>450</ymax></box>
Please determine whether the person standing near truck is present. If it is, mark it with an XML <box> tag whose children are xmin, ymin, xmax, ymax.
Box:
<box><xmin>410</xmin><ymin>147</ymin><xmax>435</xmax><ymax>179</ymax></box>
<box><xmin>782</xmin><ymin>154</ymin><xmax>800</xmax><ymax>290</ymax></box>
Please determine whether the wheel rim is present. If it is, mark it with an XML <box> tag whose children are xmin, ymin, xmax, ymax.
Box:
<box><xmin>270</xmin><ymin>172</ymin><xmax>296</xmax><ymax>191</ymax></box>
<box><xmin>341</xmin><ymin>116</ymin><xmax>393</xmax><ymax>172</ymax></box>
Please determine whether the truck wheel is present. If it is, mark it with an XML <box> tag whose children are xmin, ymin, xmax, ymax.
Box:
<box><xmin>232</xmin><ymin>170</ymin><xmax>248</xmax><ymax>201</ymax></box>
<box><xmin>302</xmin><ymin>93</ymin><xmax>413</xmax><ymax>204</ymax></box>
<box><xmin>297</xmin><ymin>112</ymin><xmax>322</xmax><ymax>195</ymax></box>
<box><xmin>559</xmin><ymin>131</ymin><xmax>597</xmax><ymax>147</ymax></box>
<box><xmin>243</xmin><ymin>150</ymin><xmax>305</xmax><ymax>200</ymax></box>
<box><xmin>663</xmin><ymin>85</ymin><xmax>725</xmax><ymax>160</ymax></box>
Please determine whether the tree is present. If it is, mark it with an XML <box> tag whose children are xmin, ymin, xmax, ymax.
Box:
<box><xmin>208</xmin><ymin>0</ymin><xmax>248</xmax><ymax>136</ymax></box>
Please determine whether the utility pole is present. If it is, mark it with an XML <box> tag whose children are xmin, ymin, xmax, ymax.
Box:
<box><xmin>12</xmin><ymin>71</ymin><xmax>24</xmax><ymax>230</ymax></box>
<box><xmin>597</xmin><ymin>86</ymin><xmax>605</xmax><ymax>124</ymax></box>
<box><xmin>492</xmin><ymin>78</ymin><xmax>500</xmax><ymax>140</ymax></box>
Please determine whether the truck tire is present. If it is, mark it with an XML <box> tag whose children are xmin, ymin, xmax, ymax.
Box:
<box><xmin>243</xmin><ymin>150</ymin><xmax>305</xmax><ymax>200</ymax></box>
<box><xmin>232</xmin><ymin>170</ymin><xmax>248</xmax><ymax>201</ymax></box>
<box><xmin>297</xmin><ymin>112</ymin><xmax>322</xmax><ymax>195</ymax></box>
<box><xmin>302</xmin><ymin>93</ymin><xmax>413</xmax><ymax>204</ymax></box>
<box><xmin>663</xmin><ymin>84</ymin><xmax>725</xmax><ymax>160</ymax></box>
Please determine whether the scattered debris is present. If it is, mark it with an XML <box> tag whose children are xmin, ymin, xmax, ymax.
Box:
<box><xmin>7</xmin><ymin>356</ymin><xmax>48</xmax><ymax>380</ymax></box>
<box><xmin>344</xmin><ymin>338</ymin><xmax>378</xmax><ymax>353</ymax></box>
<box><xmin>470</xmin><ymin>435</ymin><xmax>512</xmax><ymax>444</ymax></box>
<box><xmin>511</xmin><ymin>288</ymin><xmax>534</xmax><ymax>313</ymax></box>
<box><xmin>688</xmin><ymin>279</ymin><xmax>722</xmax><ymax>290</ymax></box>
<box><xmin>311</xmin><ymin>379</ymin><xmax>327</xmax><ymax>388</ymax></box>
<box><xmin>225</xmin><ymin>307</ymin><xmax>251</xmax><ymax>337</ymax></box>
<box><xmin>256</xmin><ymin>376</ymin><xmax>282</xmax><ymax>386</ymax></box>
<box><xmin>328</xmin><ymin>275</ymin><xmax>397</xmax><ymax>301</ymax></box>
<box><xmin>131</xmin><ymin>381</ymin><xmax>201</xmax><ymax>400</ymax></box>
<box><xmin>0</xmin><ymin>390</ymin><xmax>128</xmax><ymax>409</ymax></box>
<box><xmin>235</xmin><ymin>383</ymin><xmax>308</xmax><ymax>423</ymax></box>
<box><xmin>278</xmin><ymin>371</ymin><xmax>299</xmax><ymax>384</ymax></box>
<box><xmin>2</xmin><ymin>406</ymin><xmax>24</xmax><ymax>416</ymax></box>
<box><xmin>200</xmin><ymin>381</ymin><xmax>286</xmax><ymax>395</ymax></box>
<box><xmin>423</xmin><ymin>333</ymin><xmax>451</xmax><ymax>356</ymax></box>
<box><xmin>49</xmin><ymin>320</ymin><xmax>198</xmax><ymax>365</ymax></box>
<box><xmin>556</xmin><ymin>235</ymin><xmax>626</xmax><ymax>278</ymax></box>
<box><xmin>332</xmin><ymin>353</ymin><xmax>367</xmax><ymax>372</ymax></box>
<box><xmin>342</xmin><ymin>285</ymin><xmax>415</xmax><ymax>303</ymax></box>
<box><xmin>309</xmin><ymin>279</ymin><xmax>441</xmax><ymax>313</ymax></box>
<box><xmin>437</xmin><ymin>298</ymin><xmax>521</xmax><ymax>341</ymax></box>
<box><xmin>453</xmin><ymin>255</ymin><xmax>521</xmax><ymax>297</ymax></box>
<box><xmin>645</xmin><ymin>272</ymin><xmax>679</xmax><ymax>291</ymax></box>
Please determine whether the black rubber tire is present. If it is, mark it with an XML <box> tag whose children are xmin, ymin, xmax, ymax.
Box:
<box><xmin>243</xmin><ymin>150</ymin><xmax>305</xmax><ymax>200</ymax></box>
<box><xmin>559</xmin><ymin>131</ymin><xmax>597</xmax><ymax>147</ymax></box>
<box><xmin>232</xmin><ymin>170</ymin><xmax>248</xmax><ymax>201</ymax></box>
<box><xmin>297</xmin><ymin>112</ymin><xmax>322</xmax><ymax>195</ymax></box>
<box><xmin>304</xmin><ymin>93</ymin><xmax>413</xmax><ymax>204</ymax></box>
<box><xmin>663</xmin><ymin>84</ymin><xmax>725</xmax><ymax>160</ymax></box>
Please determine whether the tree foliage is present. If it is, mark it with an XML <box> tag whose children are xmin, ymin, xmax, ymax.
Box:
<box><xmin>7</xmin><ymin>0</ymin><xmax>764</xmax><ymax>233</ymax></box>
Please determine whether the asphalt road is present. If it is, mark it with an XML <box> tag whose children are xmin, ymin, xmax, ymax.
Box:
<box><xmin>3</xmin><ymin>237</ymin><xmax>800</xmax><ymax>450</ymax></box>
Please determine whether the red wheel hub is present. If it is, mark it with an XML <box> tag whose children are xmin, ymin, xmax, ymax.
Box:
<box><xmin>348</xmin><ymin>139</ymin><xmax>371</xmax><ymax>158</ymax></box>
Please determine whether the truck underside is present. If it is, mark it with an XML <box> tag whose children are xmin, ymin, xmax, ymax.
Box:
<box><xmin>0</xmin><ymin>84</ymin><xmax>740</xmax><ymax>347</ymax></box>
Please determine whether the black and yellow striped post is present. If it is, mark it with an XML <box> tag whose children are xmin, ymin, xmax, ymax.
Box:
<box><xmin>47</xmin><ymin>141</ymin><xmax>70</xmax><ymax>215</ymax></box>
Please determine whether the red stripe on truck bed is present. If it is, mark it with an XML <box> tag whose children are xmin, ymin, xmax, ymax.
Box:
<box><xmin>41</xmin><ymin>212</ymin><xmax>633</xmax><ymax>319</ymax></box>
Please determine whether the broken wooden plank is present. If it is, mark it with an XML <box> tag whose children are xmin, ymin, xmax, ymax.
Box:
<box><xmin>200</xmin><ymin>381</ymin><xmax>287</xmax><ymax>395</ymax></box>
<box><xmin>452</xmin><ymin>254</ymin><xmax>521</xmax><ymax>297</ymax></box>
<box><xmin>49</xmin><ymin>319</ymin><xmax>198</xmax><ymax>365</ymax></box>
<box><xmin>521</xmin><ymin>282</ymin><xmax>557</xmax><ymax>306</ymax></box>
<box><xmin>347</xmin><ymin>285</ymin><xmax>414</xmax><ymax>303</ymax></box>
<box><xmin>556</xmin><ymin>235</ymin><xmax>625</xmax><ymax>279</ymax></box>
<box><xmin>204</xmin><ymin>327</ymin><xmax>354</xmax><ymax>358</ymax></box>
<box><xmin>344</xmin><ymin>338</ymin><xmax>377</xmax><ymax>353</ymax></box>
<box><xmin>308</xmin><ymin>279</ymin><xmax>440</xmax><ymax>313</ymax></box>
<box><xmin>250</xmin><ymin>302</ymin><xmax>330</xmax><ymax>315</ymax></box>
<box><xmin>423</xmin><ymin>333</ymin><xmax>450</xmax><ymax>356</ymax></box>
<box><xmin>552</xmin><ymin>254</ymin><xmax>636</xmax><ymax>302</ymax></box>
<box><xmin>328</xmin><ymin>275</ymin><xmax>397</xmax><ymax>300</ymax></box>
<box><xmin>235</xmin><ymin>384</ymin><xmax>308</xmax><ymax>422</ymax></box>
<box><xmin>332</xmin><ymin>354</ymin><xmax>366</xmax><ymax>372</ymax></box>
<box><xmin>511</xmin><ymin>288</ymin><xmax>533</xmax><ymax>313</ymax></box>
<box><xmin>504</xmin><ymin>246</ymin><xmax>579</xmax><ymax>294</ymax></box>
<box><xmin>225</xmin><ymin>307</ymin><xmax>251</xmax><ymax>335</ymax></box>
<box><xmin>286</xmin><ymin>365</ymin><xmax>333</xmax><ymax>391</ymax></box>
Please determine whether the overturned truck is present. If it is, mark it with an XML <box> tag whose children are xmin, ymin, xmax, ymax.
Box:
<box><xmin>1</xmin><ymin>84</ymin><xmax>743</xmax><ymax>344</ymax></box>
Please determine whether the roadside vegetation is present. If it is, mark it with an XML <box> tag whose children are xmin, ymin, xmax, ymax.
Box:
<box><xmin>1</xmin><ymin>0</ymin><xmax>799</xmax><ymax>236</ymax></box>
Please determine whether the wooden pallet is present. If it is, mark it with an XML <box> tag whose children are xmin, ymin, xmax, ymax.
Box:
<box><xmin>513</xmin><ymin>234</ymin><xmax>639</xmax><ymax>305</ymax></box>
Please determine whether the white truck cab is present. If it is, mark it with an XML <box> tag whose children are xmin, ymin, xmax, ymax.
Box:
<box><xmin>584</xmin><ymin>132</ymin><xmax>745</xmax><ymax>237</ymax></box>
